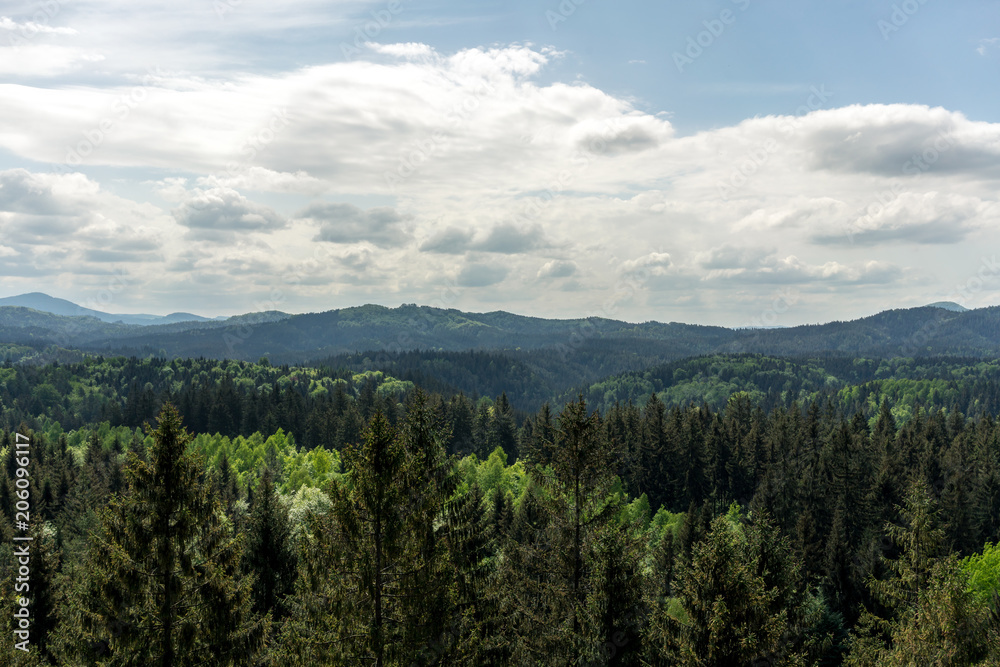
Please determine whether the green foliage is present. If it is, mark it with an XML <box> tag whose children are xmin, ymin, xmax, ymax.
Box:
<box><xmin>67</xmin><ymin>404</ymin><xmax>267</xmax><ymax>665</ymax></box>
<box><xmin>281</xmin><ymin>405</ymin><xmax>454</xmax><ymax>665</ymax></box>
<box><xmin>647</xmin><ymin>508</ymin><xmax>807</xmax><ymax>666</ymax></box>
<box><xmin>7</xmin><ymin>348</ymin><xmax>1000</xmax><ymax>664</ymax></box>
<box><xmin>962</xmin><ymin>542</ymin><xmax>1000</xmax><ymax>606</ymax></box>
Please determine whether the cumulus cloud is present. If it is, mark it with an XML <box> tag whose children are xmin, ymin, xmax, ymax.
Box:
<box><xmin>457</xmin><ymin>261</ymin><xmax>508</xmax><ymax>287</ymax></box>
<box><xmin>418</xmin><ymin>223</ymin><xmax>549</xmax><ymax>254</ymax></box>
<box><xmin>198</xmin><ymin>167</ymin><xmax>329</xmax><ymax>196</ymax></box>
<box><xmin>818</xmin><ymin>192</ymin><xmax>992</xmax><ymax>246</ymax></box>
<box><xmin>473</xmin><ymin>223</ymin><xmax>549</xmax><ymax>254</ymax></box>
<box><xmin>419</xmin><ymin>227</ymin><xmax>474</xmax><ymax>254</ymax></box>
<box><xmin>0</xmin><ymin>169</ymin><xmax>89</xmax><ymax>215</ymax></box>
<box><xmin>300</xmin><ymin>202</ymin><xmax>411</xmax><ymax>247</ymax></box>
<box><xmin>704</xmin><ymin>255</ymin><xmax>903</xmax><ymax>286</ymax></box>
<box><xmin>367</xmin><ymin>42</ymin><xmax>436</xmax><ymax>59</ymax></box>
<box><xmin>0</xmin><ymin>37</ymin><xmax>998</xmax><ymax>323</ymax></box>
<box><xmin>173</xmin><ymin>188</ymin><xmax>287</xmax><ymax>240</ymax></box>
<box><xmin>794</xmin><ymin>105</ymin><xmax>1000</xmax><ymax>177</ymax></box>
<box><xmin>698</xmin><ymin>245</ymin><xmax>772</xmax><ymax>270</ymax></box>
<box><xmin>537</xmin><ymin>260</ymin><xmax>577</xmax><ymax>279</ymax></box>
<box><xmin>622</xmin><ymin>252</ymin><xmax>672</xmax><ymax>278</ymax></box>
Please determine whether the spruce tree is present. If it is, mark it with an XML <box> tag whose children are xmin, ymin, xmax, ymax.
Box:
<box><xmin>505</xmin><ymin>396</ymin><xmax>623</xmax><ymax>663</ymax></box>
<box><xmin>283</xmin><ymin>408</ymin><xmax>452</xmax><ymax>666</ymax></box>
<box><xmin>72</xmin><ymin>404</ymin><xmax>266</xmax><ymax>666</ymax></box>
<box><xmin>243</xmin><ymin>466</ymin><xmax>297</xmax><ymax>622</ymax></box>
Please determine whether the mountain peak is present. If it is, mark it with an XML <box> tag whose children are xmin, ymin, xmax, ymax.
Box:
<box><xmin>924</xmin><ymin>301</ymin><xmax>969</xmax><ymax>312</ymax></box>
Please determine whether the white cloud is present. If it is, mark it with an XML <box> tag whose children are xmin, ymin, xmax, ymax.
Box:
<box><xmin>367</xmin><ymin>42</ymin><xmax>435</xmax><ymax>59</ymax></box>
<box><xmin>299</xmin><ymin>202</ymin><xmax>412</xmax><ymax>247</ymax></box>
<box><xmin>977</xmin><ymin>38</ymin><xmax>999</xmax><ymax>56</ymax></box>
<box><xmin>198</xmin><ymin>167</ymin><xmax>329</xmax><ymax>195</ymax></box>
<box><xmin>0</xmin><ymin>42</ymin><xmax>998</xmax><ymax>324</ymax></box>
<box><xmin>457</xmin><ymin>261</ymin><xmax>508</xmax><ymax>287</ymax></box>
<box><xmin>537</xmin><ymin>260</ymin><xmax>577</xmax><ymax>279</ymax></box>
<box><xmin>0</xmin><ymin>17</ymin><xmax>77</xmax><ymax>35</ymax></box>
<box><xmin>172</xmin><ymin>187</ymin><xmax>287</xmax><ymax>240</ymax></box>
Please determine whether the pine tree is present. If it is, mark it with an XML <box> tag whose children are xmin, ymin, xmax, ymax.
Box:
<box><xmin>443</xmin><ymin>482</ymin><xmax>502</xmax><ymax>664</ymax></box>
<box><xmin>584</xmin><ymin>522</ymin><xmax>645</xmax><ymax>665</ymax></box>
<box><xmin>282</xmin><ymin>408</ymin><xmax>451</xmax><ymax>666</ymax></box>
<box><xmin>505</xmin><ymin>396</ymin><xmax>623</xmax><ymax>663</ymax></box>
<box><xmin>71</xmin><ymin>404</ymin><xmax>266</xmax><ymax>666</ymax></box>
<box><xmin>243</xmin><ymin>466</ymin><xmax>297</xmax><ymax>622</ymax></box>
<box><xmin>655</xmin><ymin>507</ymin><xmax>806</xmax><ymax>666</ymax></box>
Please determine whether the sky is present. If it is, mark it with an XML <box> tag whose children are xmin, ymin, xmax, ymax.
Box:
<box><xmin>0</xmin><ymin>0</ymin><xmax>998</xmax><ymax>327</ymax></box>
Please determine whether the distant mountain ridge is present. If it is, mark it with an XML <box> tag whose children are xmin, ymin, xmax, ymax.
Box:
<box><xmin>0</xmin><ymin>292</ymin><xmax>222</xmax><ymax>325</ymax></box>
<box><xmin>0</xmin><ymin>294</ymin><xmax>997</xmax><ymax>369</ymax></box>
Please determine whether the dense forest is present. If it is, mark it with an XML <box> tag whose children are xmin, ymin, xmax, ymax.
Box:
<box><xmin>0</xmin><ymin>350</ymin><xmax>999</xmax><ymax>664</ymax></box>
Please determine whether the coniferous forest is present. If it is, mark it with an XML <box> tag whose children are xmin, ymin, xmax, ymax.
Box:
<box><xmin>1</xmin><ymin>351</ymin><xmax>999</xmax><ymax>665</ymax></box>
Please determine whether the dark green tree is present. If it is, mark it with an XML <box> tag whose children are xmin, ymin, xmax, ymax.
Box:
<box><xmin>243</xmin><ymin>466</ymin><xmax>297</xmax><ymax>623</ymax></box>
<box><xmin>71</xmin><ymin>404</ymin><xmax>266</xmax><ymax>666</ymax></box>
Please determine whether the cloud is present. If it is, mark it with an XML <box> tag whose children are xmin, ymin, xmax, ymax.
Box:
<box><xmin>577</xmin><ymin>123</ymin><xmax>662</xmax><ymax>156</ymax></box>
<box><xmin>301</xmin><ymin>202</ymin><xmax>411</xmax><ymax>247</ymax></box>
<box><xmin>419</xmin><ymin>227</ymin><xmax>474</xmax><ymax>254</ymax></box>
<box><xmin>0</xmin><ymin>17</ymin><xmax>77</xmax><ymax>35</ymax></box>
<box><xmin>337</xmin><ymin>247</ymin><xmax>374</xmax><ymax>270</ymax></box>
<box><xmin>367</xmin><ymin>42</ymin><xmax>435</xmax><ymax>59</ymax></box>
<box><xmin>698</xmin><ymin>245</ymin><xmax>772</xmax><ymax>270</ymax></box>
<box><xmin>173</xmin><ymin>188</ymin><xmax>287</xmax><ymax>240</ymax></box>
<box><xmin>795</xmin><ymin>105</ymin><xmax>1000</xmax><ymax>177</ymax></box>
<box><xmin>537</xmin><ymin>260</ymin><xmax>577</xmax><ymax>279</ymax></box>
<box><xmin>418</xmin><ymin>223</ymin><xmax>549</xmax><ymax>254</ymax></box>
<box><xmin>703</xmin><ymin>255</ymin><xmax>903</xmax><ymax>285</ymax></box>
<box><xmin>814</xmin><ymin>192</ymin><xmax>991</xmax><ymax>246</ymax></box>
<box><xmin>622</xmin><ymin>252</ymin><xmax>672</xmax><ymax>278</ymax></box>
<box><xmin>198</xmin><ymin>167</ymin><xmax>328</xmax><ymax>195</ymax></box>
<box><xmin>457</xmin><ymin>261</ymin><xmax>508</xmax><ymax>287</ymax></box>
<box><xmin>473</xmin><ymin>223</ymin><xmax>549</xmax><ymax>254</ymax></box>
<box><xmin>0</xmin><ymin>34</ymin><xmax>998</xmax><ymax>324</ymax></box>
<box><xmin>0</xmin><ymin>169</ymin><xmax>88</xmax><ymax>215</ymax></box>
<box><xmin>977</xmin><ymin>38</ymin><xmax>999</xmax><ymax>56</ymax></box>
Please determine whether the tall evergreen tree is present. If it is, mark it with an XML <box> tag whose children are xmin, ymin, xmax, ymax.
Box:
<box><xmin>243</xmin><ymin>466</ymin><xmax>297</xmax><ymax>623</ymax></box>
<box><xmin>71</xmin><ymin>404</ymin><xmax>266</xmax><ymax>666</ymax></box>
<box><xmin>283</xmin><ymin>408</ymin><xmax>453</xmax><ymax>666</ymax></box>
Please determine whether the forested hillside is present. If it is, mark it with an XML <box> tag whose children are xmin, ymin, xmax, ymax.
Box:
<box><xmin>3</xmin><ymin>302</ymin><xmax>1000</xmax><ymax>367</ymax></box>
<box><xmin>0</xmin><ymin>348</ymin><xmax>998</xmax><ymax>664</ymax></box>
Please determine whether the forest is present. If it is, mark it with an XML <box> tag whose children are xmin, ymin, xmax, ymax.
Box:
<box><xmin>0</xmin><ymin>349</ymin><xmax>997</xmax><ymax>665</ymax></box>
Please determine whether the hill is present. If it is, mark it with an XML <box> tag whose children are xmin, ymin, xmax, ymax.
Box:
<box><xmin>1</xmin><ymin>301</ymin><xmax>998</xmax><ymax>388</ymax></box>
<box><xmin>0</xmin><ymin>292</ymin><xmax>218</xmax><ymax>325</ymax></box>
